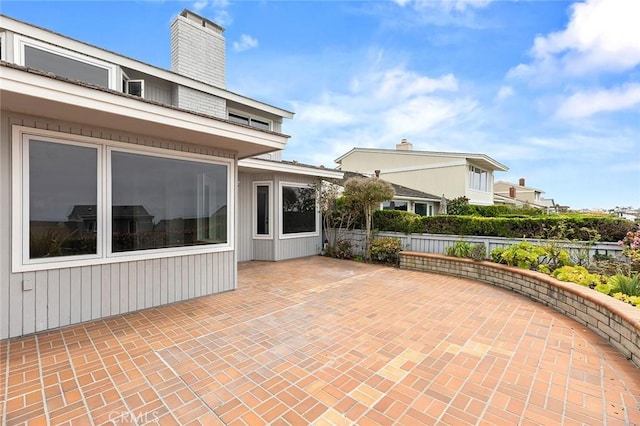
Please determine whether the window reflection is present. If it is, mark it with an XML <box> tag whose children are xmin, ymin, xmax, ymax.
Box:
<box><xmin>282</xmin><ymin>185</ymin><xmax>316</xmax><ymax>234</ymax></box>
<box><xmin>29</xmin><ymin>140</ymin><xmax>98</xmax><ymax>258</ymax></box>
<box><xmin>111</xmin><ymin>151</ymin><xmax>228</xmax><ymax>252</ymax></box>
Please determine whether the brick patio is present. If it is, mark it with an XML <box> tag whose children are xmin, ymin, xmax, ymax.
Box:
<box><xmin>1</xmin><ymin>256</ymin><xmax>639</xmax><ymax>425</ymax></box>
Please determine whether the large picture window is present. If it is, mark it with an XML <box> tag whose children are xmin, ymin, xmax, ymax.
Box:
<box><xmin>281</xmin><ymin>183</ymin><xmax>317</xmax><ymax>236</ymax></box>
<box><xmin>13</xmin><ymin>127</ymin><xmax>232</xmax><ymax>272</ymax></box>
<box><xmin>111</xmin><ymin>151</ymin><xmax>227</xmax><ymax>252</ymax></box>
<box><xmin>27</xmin><ymin>139</ymin><xmax>99</xmax><ymax>260</ymax></box>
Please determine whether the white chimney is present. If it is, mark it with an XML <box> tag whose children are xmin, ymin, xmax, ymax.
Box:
<box><xmin>170</xmin><ymin>9</ymin><xmax>226</xmax><ymax>88</ymax></box>
<box><xmin>396</xmin><ymin>138</ymin><xmax>413</xmax><ymax>151</ymax></box>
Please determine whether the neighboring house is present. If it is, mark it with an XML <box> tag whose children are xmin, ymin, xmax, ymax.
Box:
<box><xmin>335</xmin><ymin>139</ymin><xmax>508</xmax><ymax>206</ymax></box>
<box><xmin>342</xmin><ymin>171</ymin><xmax>441</xmax><ymax>216</ymax></box>
<box><xmin>494</xmin><ymin>178</ymin><xmax>557</xmax><ymax>212</ymax></box>
<box><xmin>0</xmin><ymin>11</ymin><xmax>340</xmax><ymax>338</ymax></box>
<box><xmin>610</xmin><ymin>208</ymin><xmax>639</xmax><ymax>222</ymax></box>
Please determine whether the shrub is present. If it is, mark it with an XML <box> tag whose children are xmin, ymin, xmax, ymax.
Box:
<box><xmin>370</xmin><ymin>237</ymin><xmax>402</xmax><ymax>265</ymax></box>
<box><xmin>490</xmin><ymin>247</ymin><xmax>507</xmax><ymax>264</ymax></box>
<box><xmin>612</xmin><ymin>293</ymin><xmax>640</xmax><ymax>308</ymax></box>
<box><xmin>607</xmin><ymin>273</ymin><xmax>640</xmax><ymax>297</ymax></box>
<box><xmin>418</xmin><ymin>215</ymin><xmax>632</xmax><ymax>242</ymax></box>
<box><xmin>551</xmin><ymin>266</ymin><xmax>603</xmax><ymax>287</ymax></box>
<box><xmin>499</xmin><ymin>241</ymin><xmax>545</xmax><ymax>270</ymax></box>
<box><xmin>619</xmin><ymin>230</ymin><xmax>640</xmax><ymax>271</ymax></box>
<box><xmin>445</xmin><ymin>241</ymin><xmax>471</xmax><ymax>258</ymax></box>
<box><xmin>326</xmin><ymin>240</ymin><xmax>354</xmax><ymax>260</ymax></box>
<box><xmin>373</xmin><ymin>210</ymin><xmax>423</xmax><ymax>234</ymax></box>
<box><xmin>469</xmin><ymin>243</ymin><xmax>486</xmax><ymax>261</ymax></box>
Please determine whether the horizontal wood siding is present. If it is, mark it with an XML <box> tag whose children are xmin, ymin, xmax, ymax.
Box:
<box><xmin>1</xmin><ymin>113</ymin><xmax>237</xmax><ymax>339</ymax></box>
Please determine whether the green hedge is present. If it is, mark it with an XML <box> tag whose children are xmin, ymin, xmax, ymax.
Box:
<box><xmin>371</xmin><ymin>210</ymin><xmax>635</xmax><ymax>242</ymax></box>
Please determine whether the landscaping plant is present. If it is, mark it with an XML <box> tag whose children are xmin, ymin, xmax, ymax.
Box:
<box><xmin>551</xmin><ymin>266</ymin><xmax>603</xmax><ymax>288</ymax></box>
<box><xmin>370</xmin><ymin>237</ymin><xmax>402</xmax><ymax>265</ymax></box>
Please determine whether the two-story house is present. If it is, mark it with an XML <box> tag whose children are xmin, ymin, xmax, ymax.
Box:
<box><xmin>335</xmin><ymin>139</ymin><xmax>508</xmax><ymax>207</ymax></box>
<box><xmin>0</xmin><ymin>10</ymin><xmax>341</xmax><ymax>338</ymax></box>
<box><xmin>494</xmin><ymin>178</ymin><xmax>557</xmax><ymax>212</ymax></box>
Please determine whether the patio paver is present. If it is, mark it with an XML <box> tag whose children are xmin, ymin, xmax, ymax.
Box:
<box><xmin>1</xmin><ymin>256</ymin><xmax>639</xmax><ymax>425</ymax></box>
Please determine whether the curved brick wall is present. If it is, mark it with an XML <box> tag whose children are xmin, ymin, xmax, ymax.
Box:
<box><xmin>400</xmin><ymin>251</ymin><xmax>640</xmax><ymax>369</ymax></box>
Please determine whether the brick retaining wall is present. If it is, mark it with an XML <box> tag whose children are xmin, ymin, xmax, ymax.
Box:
<box><xmin>400</xmin><ymin>251</ymin><xmax>640</xmax><ymax>369</ymax></box>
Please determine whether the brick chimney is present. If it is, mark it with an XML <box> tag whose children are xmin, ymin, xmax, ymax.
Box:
<box><xmin>509</xmin><ymin>186</ymin><xmax>516</xmax><ymax>198</ymax></box>
<box><xmin>396</xmin><ymin>138</ymin><xmax>413</xmax><ymax>151</ymax></box>
<box><xmin>519</xmin><ymin>178</ymin><xmax>525</xmax><ymax>187</ymax></box>
<box><xmin>171</xmin><ymin>10</ymin><xmax>226</xmax><ymax>88</ymax></box>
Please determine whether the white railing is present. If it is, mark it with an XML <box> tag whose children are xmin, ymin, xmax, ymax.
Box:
<box><xmin>328</xmin><ymin>229</ymin><xmax>624</xmax><ymax>261</ymax></box>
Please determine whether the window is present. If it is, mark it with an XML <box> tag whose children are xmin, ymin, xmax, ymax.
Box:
<box><xmin>0</xmin><ymin>32</ymin><xmax>5</xmax><ymax>61</ymax></box>
<box><xmin>468</xmin><ymin>165</ymin><xmax>490</xmax><ymax>192</ymax></box>
<box><xmin>14</xmin><ymin>35</ymin><xmax>117</xmax><ymax>89</ymax></box>
<box><xmin>280</xmin><ymin>183</ymin><xmax>317</xmax><ymax>237</ymax></box>
<box><xmin>125</xmin><ymin>80</ymin><xmax>144</xmax><ymax>97</ymax></box>
<box><xmin>382</xmin><ymin>201</ymin><xmax>408</xmax><ymax>211</ymax></box>
<box><xmin>13</xmin><ymin>126</ymin><xmax>232</xmax><ymax>272</ymax></box>
<box><xmin>414</xmin><ymin>202</ymin><xmax>434</xmax><ymax>216</ymax></box>
<box><xmin>110</xmin><ymin>151</ymin><xmax>227</xmax><ymax>252</ymax></box>
<box><xmin>253</xmin><ymin>182</ymin><xmax>272</xmax><ymax>238</ymax></box>
<box><xmin>26</xmin><ymin>139</ymin><xmax>100</xmax><ymax>261</ymax></box>
<box><xmin>228</xmin><ymin>111</ymin><xmax>272</xmax><ymax>131</ymax></box>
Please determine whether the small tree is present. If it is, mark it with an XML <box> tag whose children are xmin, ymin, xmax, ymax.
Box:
<box><xmin>343</xmin><ymin>177</ymin><xmax>395</xmax><ymax>262</ymax></box>
<box><xmin>316</xmin><ymin>180</ymin><xmax>358</xmax><ymax>252</ymax></box>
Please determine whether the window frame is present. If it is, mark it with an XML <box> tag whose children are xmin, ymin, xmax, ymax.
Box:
<box><xmin>124</xmin><ymin>79</ymin><xmax>145</xmax><ymax>98</ymax></box>
<box><xmin>228</xmin><ymin>109</ymin><xmax>273</xmax><ymax>131</ymax></box>
<box><xmin>279</xmin><ymin>182</ymin><xmax>319</xmax><ymax>240</ymax></box>
<box><xmin>468</xmin><ymin>165</ymin><xmax>490</xmax><ymax>193</ymax></box>
<box><xmin>252</xmin><ymin>181</ymin><xmax>273</xmax><ymax>239</ymax></box>
<box><xmin>0</xmin><ymin>31</ymin><xmax>5</xmax><ymax>62</ymax></box>
<box><xmin>12</xmin><ymin>126</ymin><xmax>234</xmax><ymax>273</ymax></box>
<box><xmin>13</xmin><ymin>35</ymin><xmax>118</xmax><ymax>90</ymax></box>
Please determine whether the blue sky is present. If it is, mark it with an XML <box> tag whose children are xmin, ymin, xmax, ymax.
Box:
<box><xmin>2</xmin><ymin>0</ymin><xmax>639</xmax><ymax>210</ymax></box>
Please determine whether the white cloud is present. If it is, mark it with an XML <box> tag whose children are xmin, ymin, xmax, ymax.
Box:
<box><xmin>510</xmin><ymin>0</ymin><xmax>640</xmax><ymax>78</ymax></box>
<box><xmin>399</xmin><ymin>0</ymin><xmax>493</xmax><ymax>12</ymax></box>
<box><xmin>556</xmin><ymin>83</ymin><xmax>640</xmax><ymax>119</ymax></box>
<box><xmin>284</xmin><ymin>65</ymin><xmax>477</xmax><ymax>167</ymax></box>
<box><xmin>191</xmin><ymin>0</ymin><xmax>232</xmax><ymax>27</ymax></box>
<box><xmin>496</xmin><ymin>86</ymin><xmax>514</xmax><ymax>101</ymax></box>
<box><xmin>232</xmin><ymin>34</ymin><xmax>258</xmax><ymax>52</ymax></box>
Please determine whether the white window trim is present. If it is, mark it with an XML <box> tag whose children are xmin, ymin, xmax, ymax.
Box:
<box><xmin>0</xmin><ymin>32</ymin><xmax>6</xmax><ymax>61</ymax></box>
<box><xmin>12</xmin><ymin>126</ymin><xmax>234</xmax><ymax>273</ymax></box>
<box><xmin>13</xmin><ymin>35</ymin><xmax>118</xmax><ymax>90</ymax></box>
<box><xmin>228</xmin><ymin>109</ymin><xmax>273</xmax><ymax>131</ymax></box>
<box><xmin>279</xmin><ymin>181</ymin><xmax>319</xmax><ymax>240</ymax></box>
<box><xmin>252</xmin><ymin>181</ymin><xmax>273</xmax><ymax>239</ymax></box>
<box><xmin>124</xmin><ymin>79</ymin><xmax>145</xmax><ymax>98</ymax></box>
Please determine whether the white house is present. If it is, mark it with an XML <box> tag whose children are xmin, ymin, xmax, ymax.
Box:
<box><xmin>335</xmin><ymin>139</ymin><xmax>508</xmax><ymax>206</ymax></box>
<box><xmin>0</xmin><ymin>10</ymin><xmax>341</xmax><ymax>338</ymax></box>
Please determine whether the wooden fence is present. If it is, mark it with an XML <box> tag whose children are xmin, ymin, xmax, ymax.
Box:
<box><xmin>329</xmin><ymin>229</ymin><xmax>624</xmax><ymax>261</ymax></box>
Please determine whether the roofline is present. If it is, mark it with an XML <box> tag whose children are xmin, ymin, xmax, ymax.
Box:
<box><xmin>0</xmin><ymin>13</ymin><xmax>295</xmax><ymax>119</ymax></box>
<box><xmin>494</xmin><ymin>181</ymin><xmax>545</xmax><ymax>193</ymax></box>
<box><xmin>1</xmin><ymin>65</ymin><xmax>289</xmax><ymax>157</ymax></box>
<box><xmin>334</xmin><ymin>147</ymin><xmax>508</xmax><ymax>171</ymax></box>
<box><xmin>239</xmin><ymin>158</ymin><xmax>344</xmax><ymax>179</ymax></box>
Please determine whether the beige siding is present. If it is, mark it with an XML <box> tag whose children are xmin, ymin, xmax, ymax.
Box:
<box><xmin>380</xmin><ymin>164</ymin><xmax>468</xmax><ymax>200</ymax></box>
<box><xmin>0</xmin><ymin>113</ymin><xmax>237</xmax><ymax>339</ymax></box>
